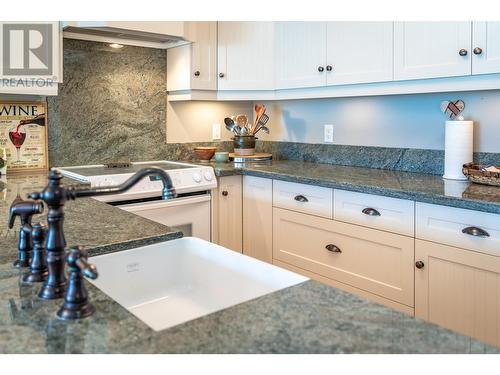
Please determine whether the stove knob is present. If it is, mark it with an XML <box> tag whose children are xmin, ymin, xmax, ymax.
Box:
<box><xmin>204</xmin><ymin>171</ymin><xmax>213</xmax><ymax>181</ymax></box>
<box><xmin>192</xmin><ymin>172</ymin><xmax>202</xmax><ymax>183</ymax></box>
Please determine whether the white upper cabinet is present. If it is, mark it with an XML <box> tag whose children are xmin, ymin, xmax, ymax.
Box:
<box><xmin>472</xmin><ymin>22</ymin><xmax>500</xmax><ymax>75</ymax></box>
<box><xmin>274</xmin><ymin>22</ymin><xmax>327</xmax><ymax>90</ymax></box>
<box><xmin>326</xmin><ymin>22</ymin><xmax>393</xmax><ymax>85</ymax></box>
<box><xmin>394</xmin><ymin>22</ymin><xmax>472</xmax><ymax>80</ymax></box>
<box><xmin>217</xmin><ymin>22</ymin><xmax>274</xmax><ymax>90</ymax></box>
<box><xmin>167</xmin><ymin>22</ymin><xmax>217</xmax><ymax>91</ymax></box>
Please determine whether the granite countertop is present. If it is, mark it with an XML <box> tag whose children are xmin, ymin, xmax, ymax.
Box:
<box><xmin>209</xmin><ymin>160</ymin><xmax>500</xmax><ymax>214</ymax></box>
<box><xmin>0</xmin><ymin>173</ymin><xmax>182</xmax><ymax>278</ymax></box>
<box><xmin>0</xmin><ymin>171</ymin><xmax>498</xmax><ymax>354</ymax></box>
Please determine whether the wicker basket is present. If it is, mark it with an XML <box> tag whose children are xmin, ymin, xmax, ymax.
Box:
<box><xmin>462</xmin><ymin>163</ymin><xmax>500</xmax><ymax>187</ymax></box>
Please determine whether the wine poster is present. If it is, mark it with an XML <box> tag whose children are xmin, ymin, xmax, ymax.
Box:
<box><xmin>0</xmin><ymin>102</ymin><xmax>48</xmax><ymax>173</ymax></box>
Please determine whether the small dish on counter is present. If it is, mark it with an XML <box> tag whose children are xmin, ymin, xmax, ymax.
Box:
<box><xmin>194</xmin><ymin>147</ymin><xmax>217</xmax><ymax>162</ymax></box>
<box><xmin>214</xmin><ymin>152</ymin><xmax>229</xmax><ymax>163</ymax></box>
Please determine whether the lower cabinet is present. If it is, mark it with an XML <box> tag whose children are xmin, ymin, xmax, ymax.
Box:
<box><xmin>273</xmin><ymin>207</ymin><xmax>415</xmax><ymax>310</ymax></box>
<box><xmin>415</xmin><ymin>239</ymin><xmax>500</xmax><ymax>347</ymax></box>
<box><xmin>212</xmin><ymin>175</ymin><xmax>242</xmax><ymax>252</ymax></box>
<box><xmin>242</xmin><ymin>176</ymin><xmax>273</xmax><ymax>262</ymax></box>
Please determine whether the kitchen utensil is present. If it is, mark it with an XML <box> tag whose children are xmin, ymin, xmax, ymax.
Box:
<box><xmin>252</xmin><ymin>104</ymin><xmax>266</xmax><ymax>133</ymax></box>
<box><xmin>254</xmin><ymin>113</ymin><xmax>269</xmax><ymax>134</ymax></box>
<box><xmin>235</xmin><ymin>114</ymin><xmax>249</xmax><ymax>129</ymax></box>
<box><xmin>240</xmin><ymin>126</ymin><xmax>248</xmax><ymax>135</ymax></box>
<box><xmin>224</xmin><ymin>117</ymin><xmax>237</xmax><ymax>134</ymax></box>
<box><xmin>440</xmin><ymin>100</ymin><xmax>465</xmax><ymax>120</ymax></box>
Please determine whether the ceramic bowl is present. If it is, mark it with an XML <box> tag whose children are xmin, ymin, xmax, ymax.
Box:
<box><xmin>194</xmin><ymin>147</ymin><xmax>217</xmax><ymax>162</ymax></box>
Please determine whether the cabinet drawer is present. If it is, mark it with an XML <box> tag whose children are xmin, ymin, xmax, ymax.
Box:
<box><xmin>273</xmin><ymin>208</ymin><xmax>414</xmax><ymax>306</ymax></box>
<box><xmin>334</xmin><ymin>189</ymin><xmax>414</xmax><ymax>236</ymax></box>
<box><xmin>416</xmin><ymin>203</ymin><xmax>500</xmax><ymax>256</ymax></box>
<box><xmin>273</xmin><ymin>180</ymin><xmax>333</xmax><ymax>219</ymax></box>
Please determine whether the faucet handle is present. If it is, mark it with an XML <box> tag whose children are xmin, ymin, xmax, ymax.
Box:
<box><xmin>68</xmin><ymin>246</ymin><xmax>98</xmax><ymax>280</ymax></box>
<box><xmin>57</xmin><ymin>246</ymin><xmax>98</xmax><ymax>320</ymax></box>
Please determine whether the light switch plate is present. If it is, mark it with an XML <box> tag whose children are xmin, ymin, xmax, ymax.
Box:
<box><xmin>324</xmin><ymin>124</ymin><xmax>334</xmax><ymax>143</ymax></box>
<box><xmin>212</xmin><ymin>123</ymin><xmax>221</xmax><ymax>140</ymax></box>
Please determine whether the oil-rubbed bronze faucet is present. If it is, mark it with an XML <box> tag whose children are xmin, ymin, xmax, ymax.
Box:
<box><xmin>29</xmin><ymin>167</ymin><xmax>177</xmax><ymax>302</ymax></box>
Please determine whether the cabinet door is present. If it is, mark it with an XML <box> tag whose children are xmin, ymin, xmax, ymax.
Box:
<box><xmin>273</xmin><ymin>208</ymin><xmax>415</xmax><ymax>307</ymax></box>
<box><xmin>167</xmin><ymin>22</ymin><xmax>217</xmax><ymax>91</ymax></box>
<box><xmin>394</xmin><ymin>22</ymin><xmax>472</xmax><ymax>80</ymax></box>
<box><xmin>326</xmin><ymin>22</ymin><xmax>393</xmax><ymax>85</ymax></box>
<box><xmin>415</xmin><ymin>239</ymin><xmax>500</xmax><ymax>347</ymax></box>
<box><xmin>243</xmin><ymin>176</ymin><xmax>272</xmax><ymax>263</ymax></box>
<box><xmin>215</xmin><ymin>175</ymin><xmax>242</xmax><ymax>252</ymax></box>
<box><xmin>190</xmin><ymin>21</ymin><xmax>217</xmax><ymax>90</ymax></box>
<box><xmin>217</xmin><ymin>22</ymin><xmax>274</xmax><ymax>90</ymax></box>
<box><xmin>472</xmin><ymin>22</ymin><xmax>500</xmax><ymax>75</ymax></box>
<box><xmin>274</xmin><ymin>22</ymin><xmax>327</xmax><ymax>89</ymax></box>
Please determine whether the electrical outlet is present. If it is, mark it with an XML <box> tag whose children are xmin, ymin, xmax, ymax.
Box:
<box><xmin>324</xmin><ymin>124</ymin><xmax>334</xmax><ymax>143</ymax></box>
<box><xmin>212</xmin><ymin>123</ymin><xmax>221</xmax><ymax>140</ymax></box>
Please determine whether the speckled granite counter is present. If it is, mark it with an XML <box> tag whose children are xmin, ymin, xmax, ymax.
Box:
<box><xmin>1</xmin><ymin>275</ymin><xmax>497</xmax><ymax>353</ymax></box>
<box><xmin>209</xmin><ymin>160</ymin><xmax>500</xmax><ymax>214</ymax></box>
<box><xmin>1</xmin><ymin>171</ymin><xmax>498</xmax><ymax>353</ymax></box>
<box><xmin>0</xmin><ymin>173</ymin><xmax>182</xmax><ymax>278</ymax></box>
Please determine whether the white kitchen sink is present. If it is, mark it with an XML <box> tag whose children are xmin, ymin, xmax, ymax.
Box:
<box><xmin>89</xmin><ymin>237</ymin><xmax>308</xmax><ymax>331</ymax></box>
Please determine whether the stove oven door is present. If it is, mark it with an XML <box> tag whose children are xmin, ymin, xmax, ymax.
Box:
<box><xmin>117</xmin><ymin>194</ymin><xmax>211</xmax><ymax>241</ymax></box>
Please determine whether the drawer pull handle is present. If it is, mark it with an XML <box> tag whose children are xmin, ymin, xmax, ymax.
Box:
<box><xmin>462</xmin><ymin>226</ymin><xmax>490</xmax><ymax>237</ymax></box>
<box><xmin>325</xmin><ymin>244</ymin><xmax>342</xmax><ymax>253</ymax></box>
<box><xmin>221</xmin><ymin>190</ymin><xmax>228</xmax><ymax>197</ymax></box>
<box><xmin>415</xmin><ymin>261</ymin><xmax>425</xmax><ymax>269</ymax></box>
<box><xmin>362</xmin><ymin>207</ymin><xmax>381</xmax><ymax>216</ymax></box>
<box><xmin>294</xmin><ymin>195</ymin><xmax>308</xmax><ymax>203</ymax></box>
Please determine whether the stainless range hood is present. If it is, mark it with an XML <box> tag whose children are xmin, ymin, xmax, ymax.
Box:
<box><xmin>63</xmin><ymin>21</ymin><xmax>193</xmax><ymax>49</ymax></box>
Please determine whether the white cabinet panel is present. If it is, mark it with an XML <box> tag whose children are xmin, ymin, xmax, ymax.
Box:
<box><xmin>167</xmin><ymin>22</ymin><xmax>217</xmax><ymax>91</ymax></box>
<box><xmin>394</xmin><ymin>22</ymin><xmax>472</xmax><ymax>80</ymax></box>
<box><xmin>273</xmin><ymin>208</ymin><xmax>415</xmax><ymax>306</ymax></box>
<box><xmin>273</xmin><ymin>180</ymin><xmax>333</xmax><ymax>219</ymax></box>
<box><xmin>217</xmin><ymin>22</ymin><xmax>274</xmax><ymax>90</ymax></box>
<box><xmin>326</xmin><ymin>22</ymin><xmax>393</xmax><ymax>85</ymax></box>
<box><xmin>472</xmin><ymin>21</ymin><xmax>500</xmax><ymax>75</ymax></box>
<box><xmin>416</xmin><ymin>202</ymin><xmax>500</xmax><ymax>257</ymax></box>
<box><xmin>212</xmin><ymin>176</ymin><xmax>242</xmax><ymax>252</ymax></box>
<box><xmin>243</xmin><ymin>176</ymin><xmax>273</xmax><ymax>263</ymax></box>
<box><xmin>274</xmin><ymin>22</ymin><xmax>327</xmax><ymax>89</ymax></box>
<box><xmin>415</xmin><ymin>239</ymin><xmax>500</xmax><ymax>347</ymax></box>
<box><xmin>334</xmin><ymin>189</ymin><xmax>414</xmax><ymax>236</ymax></box>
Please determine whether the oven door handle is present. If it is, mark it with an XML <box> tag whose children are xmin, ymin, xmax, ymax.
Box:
<box><xmin>120</xmin><ymin>194</ymin><xmax>211</xmax><ymax>211</ymax></box>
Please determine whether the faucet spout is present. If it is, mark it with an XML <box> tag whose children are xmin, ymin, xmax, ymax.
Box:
<box><xmin>65</xmin><ymin>167</ymin><xmax>177</xmax><ymax>201</ymax></box>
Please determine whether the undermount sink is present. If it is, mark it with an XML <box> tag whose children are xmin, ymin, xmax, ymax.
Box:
<box><xmin>89</xmin><ymin>237</ymin><xmax>308</xmax><ymax>331</ymax></box>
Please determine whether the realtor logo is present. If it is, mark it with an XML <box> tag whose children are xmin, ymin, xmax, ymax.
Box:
<box><xmin>2</xmin><ymin>23</ymin><xmax>53</xmax><ymax>76</ymax></box>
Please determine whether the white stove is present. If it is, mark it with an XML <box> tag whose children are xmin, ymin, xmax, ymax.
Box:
<box><xmin>58</xmin><ymin>161</ymin><xmax>217</xmax><ymax>241</ymax></box>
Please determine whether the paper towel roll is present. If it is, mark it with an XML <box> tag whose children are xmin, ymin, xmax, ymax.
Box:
<box><xmin>443</xmin><ymin>120</ymin><xmax>473</xmax><ymax>180</ymax></box>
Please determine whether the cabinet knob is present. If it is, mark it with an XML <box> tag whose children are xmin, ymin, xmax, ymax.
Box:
<box><xmin>473</xmin><ymin>47</ymin><xmax>483</xmax><ymax>55</ymax></box>
<box><xmin>194</xmin><ymin>71</ymin><xmax>200</xmax><ymax>77</ymax></box>
<box><xmin>325</xmin><ymin>244</ymin><xmax>342</xmax><ymax>253</ymax></box>
<box><xmin>462</xmin><ymin>226</ymin><xmax>490</xmax><ymax>237</ymax></box>
<box><xmin>221</xmin><ymin>190</ymin><xmax>228</xmax><ymax>197</ymax></box>
<box><xmin>326</xmin><ymin>65</ymin><xmax>333</xmax><ymax>72</ymax></box>
<box><xmin>362</xmin><ymin>207</ymin><xmax>381</xmax><ymax>216</ymax></box>
<box><xmin>415</xmin><ymin>261</ymin><xmax>425</xmax><ymax>269</ymax></box>
<box><xmin>294</xmin><ymin>194</ymin><xmax>309</xmax><ymax>203</ymax></box>
<box><xmin>219</xmin><ymin>72</ymin><xmax>225</xmax><ymax>78</ymax></box>
<box><xmin>317</xmin><ymin>66</ymin><xmax>324</xmax><ymax>72</ymax></box>
<box><xmin>459</xmin><ymin>49</ymin><xmax>468</xmax><ymax>56</ymax></box>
